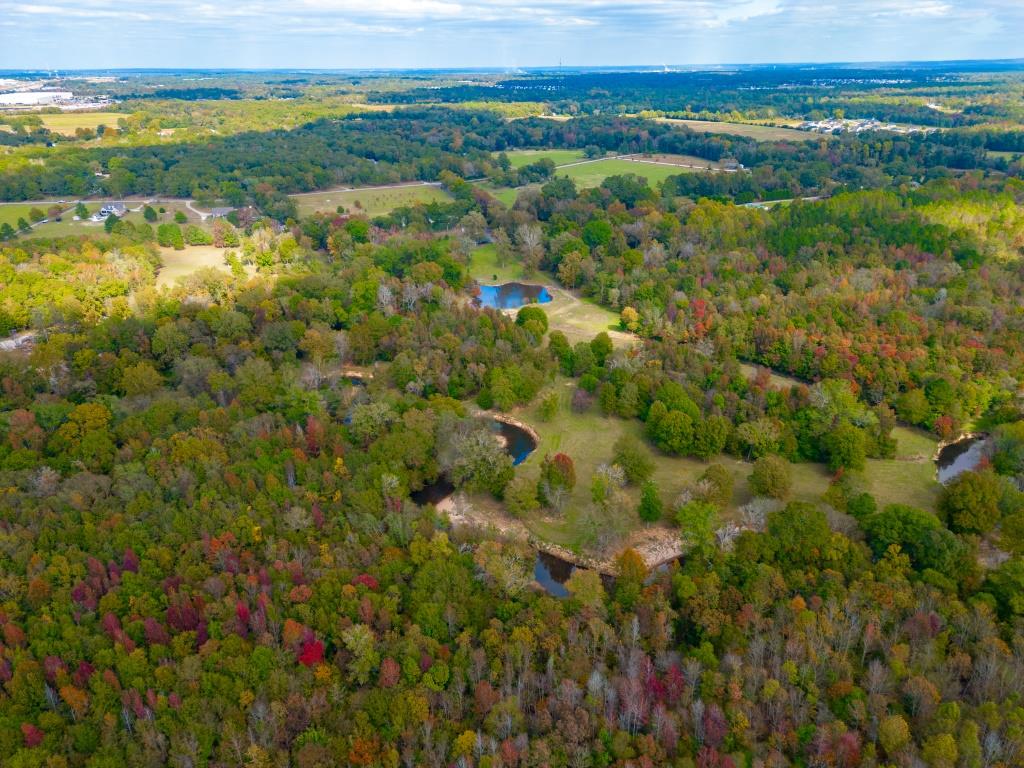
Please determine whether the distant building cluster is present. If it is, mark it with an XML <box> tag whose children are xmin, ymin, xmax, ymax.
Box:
<box><xmin>797</xmin><ymin>118</ymin><xmax>935</xmax><ymax>135</ymax></box>
<box><xmin>0</xmin><ymin>79</ymin><xmax>116</xmax><ymax>111</ymax></box>
<box><xmin>0</xmin><ymin>90</ymin><xmax>73</xmax><ymax>106</ymax></box>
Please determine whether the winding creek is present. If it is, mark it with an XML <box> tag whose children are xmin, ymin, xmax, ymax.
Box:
<box><xmin>411</xmin><ymin>418</ymin><xmax>538</xmax><ymax>506</ymax></box>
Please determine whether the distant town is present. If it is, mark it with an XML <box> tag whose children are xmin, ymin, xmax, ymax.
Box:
<box><xmin>797</xmin><ymin>117</ymin><xmax>937</xmax><ymax>135</ymax></box>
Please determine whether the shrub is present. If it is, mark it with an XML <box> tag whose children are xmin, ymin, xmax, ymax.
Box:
<box><xmin>612</xmin><ymin>434</ymin><xmax>654</xmax><ymax>484</ymax></box>
<box><xmin>699</xmin><ymin>464</ymin><xmax>734</xmax><ymax>509</ymax></box>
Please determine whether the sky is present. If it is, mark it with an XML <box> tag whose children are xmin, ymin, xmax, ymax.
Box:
<box><xmin>0</xmin><ymin>0</ymin><xmax>1022</xmax><ymax>70</ymax></box>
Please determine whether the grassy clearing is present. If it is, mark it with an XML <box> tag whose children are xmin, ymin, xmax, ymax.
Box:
<box><xmin>0</xmin><ymin>204</ymin><xmax>41</xmax><ymax>228</ymax></box>
<box><xmin>542</xmin><ymin>286</ymin><xmax>631</xmax><ymax>346</ymax></box>
<box><xmin>468</xmin><ymin>245</ymin><xmax>525</xmax><ymax>283</ymax></box>
<box><xmin>988</xmin><ymin>150</ymin><xmax>1022</xmax><ymax>160</ymax></box>
<box><xmin>555</xmin><ymin>158</ymin><xmax>695</xmax><ymax>189</ymax></box>
<box><xmin>292</xmin><ymin>184</ymin><xmax>451</xmax><ymax>218</ymax></box>
<box><xmin>156</xmin><ymin>246</ymin><xmax>233</xmax><ymax>288</ymax></box>
<box><xmin>38</xmin><ymin>112</ymin><xmax>120</xmax><ymax>136</ymax></box>
<box><xmin>497</xmin><ymin>380</ymin><xmax>942</xmax><ymax>552</ymax></box>
<box><xmin>656</xmin><ymin>118</ymin><xmax>818</xmax><ymax>142</ymax></box>
<box><xmin>626</xmin><ymin>153</ymin><xmax>727</xmax><ymax>170</ymax></box>
<box><xmin>499</xmin><ymin>149</ymin><xmax>586</xmax><ymax>168</ymax></box>
<box><xmin>739</xmin><ymin>362</ymin><xmax>807</xmax><ymax>390</ymax></box>
<box><xmin>473</xmin><ymin>182</ymin><xmax>524</xmax><ymax>207</ymax></box>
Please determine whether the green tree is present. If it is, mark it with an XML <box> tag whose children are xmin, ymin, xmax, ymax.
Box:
<box><xmin>767</xmin><ymin>502</ymin><xmax>832</xmax><ymax>569</ymax></box>
<box><xmin>538</xmin><ymin>391</ymin><xmax>559</xmax><ymax>422</ymax></box>
<box><xmin>822</xmin><ymin>421</ymin><xmax>867</xmax><ymax>471</ymax></box>
<box><xmin>120</xmin><ymin>361</ymin><xmax>163</xmax><ymax>396</ymax></box>
<box><xmin>749</xmin><ymin>455</ymin><xmax>792</xmax><ymax>499</ymax></box>
<box><xmin>692</xmin><ymin>415</ymin><xmax>731</xmax><ymax>460</ymax></box>
<box><xmin>582</xmin><ymin>218</ymin><xmax>613</xmax><ymax>248</ymax></box>
<box><xmin>940</xmin><ymin>470</ymin><xmax>1002</xmax><ymax>534</ymax></box>
<box><xmin>505</xmin><ymin>475</ymin><xmax>539</xmax><ymax>518</ymax></box>
<box><xmin>984</xmin><ymin>557</ymin><xmax>1024</xmax><ymax>618</ymax></box>
<box><xmin>143</xmin><ymin>204</ymin><xmax>158</xmax><ymax>222</ymax></box>
<box><xmin>590</xmin><ymin>332</ymin><xmax>613</xmax><ymax>367</ymax></box>
<box><xmin>676</xmin><ymin>500</ymin><xmax>716</xmax><ymax>553</ymax></box>
<box><xmin>157</xmin><ymin>222</ymin><xmax>185</xmax><ymax>249</ymax></box>
<box><xmin>653</xmin><ymin>409</ymin><xmax>693</xmax><ymax>455</ymax></box>
<box><xmin>516</xmin><ymin>305</ymin><xmax>548</xmax><ymax>337</ymax></box>
<box><xmin>638</xmin><ymin>481</ymin><xmax>664</xmax><ymax>522</ymax></box>
<box><xmin>879</xmin><ymin>714</ymin><xmax>911</xmax><ymax>756</ymax></box>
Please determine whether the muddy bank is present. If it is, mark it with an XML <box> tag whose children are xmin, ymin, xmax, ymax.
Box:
<box><xmin>486</xmin><ymin>412</ymin><xmax>542</xmax><ymax>445</ymax></box>
<box><xmin>443</xmin><ymin>491</ymin><xmax>684</xmax><ymax>575</ymax></box>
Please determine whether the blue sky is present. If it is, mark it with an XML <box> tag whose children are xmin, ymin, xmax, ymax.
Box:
<box><xmin>0</xmin><ymin>0</ymin><xmax>1021</xmax><ymax>70</ymax></box>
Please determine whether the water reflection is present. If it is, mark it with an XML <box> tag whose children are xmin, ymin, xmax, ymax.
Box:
<box><xmin>534</xmin><ymin>551</ymin><xmax>573</xmax><ymax>598</ymax></box>
<box><xmin>475</xmin><ymin>283</ymin><xmax>552</xmax><ymax>310</ymax></box>
<box><xmin>936</xmin><ymin>435</ymin><xmax>991</xmax><ymax>484</ymax></box>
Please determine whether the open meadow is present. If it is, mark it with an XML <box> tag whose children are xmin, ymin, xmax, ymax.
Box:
<box><xmin>468</xmin><ymin>244</ymin><xmax>526</xmax><ymax>283</ymax></box>
<box><xmin>499</xmin><ymin>149</ymin><xmax>586</xmax><ymax>168</ymax></box>
<box><xmin>292</xmin><ymin>184</ymin><xmax>451</xmax><ymax>218</ymax></box>
<box><xmin>554</xmin><ymin>157</ymin><xmax>698</xmax><ymax>188</ymax></box>
<box><xmin>656</xmin><ymin>117</ymin><xmax>819</xmax><ymax>141</ymax></box>
<box><xmin>155</xmin><ymin>245</ymin><xmax>233</xmax><ymax>288</ymax></box>
<box><xmin>38</xmin><ymin>112</ymin><xmax>122</xmax><ymax>136</ymax></box>
<box><xmin>466</xmin><ymin>379</ymin><xmax>943</xmax><ymax>556</ymax></box>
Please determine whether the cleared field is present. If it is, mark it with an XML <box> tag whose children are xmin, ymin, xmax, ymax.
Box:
<box><xmin>657</xmin><ymin>118</ymin><xmax>818</xmax><ymax>141</ymax></box>
<box><xmin>500</xmin><ymin>380</ymin><xmax>942</xmax><ymax>553</ymax></box>
<box><xmin>543</xmin><ymin>286</ymin><xmax>633</xmax><ymax>346</ymax></box>
<box><xmin>555</xmin><ymin>158</ymin><xmax>695</xmax><ymax>189</ymax></box>
<box><xmin>156</xmin><ymin>246</ymin><xmax>232</xmax><ymax>288</ymax></box>
<box><xmin>469</xmin><ymin>244</ymin><xmax>525</xmax><ymax>283</ymax></box>
<box><xmin>625</xmin><ymin>153</ymin><xmax>726</xmax><ymax>170</ymax></box>
<box><xmin>292</xmin><ymin>184</ymin><xmax>451</xmax><ymax>218</ymax></box>
<box><xmin>989</xmin><ymin>150</ymin><xmax>1022</xmax><ymax>160</ymax></box>
<box><xmin>38</xmin><ymin>112</ymin><xmax>120</xmax><ymax>136</ymax></box>
<box><xmin>499</xmin><ymin>149</ymin><xmax>586</xmax><ymax>168</ymax></box>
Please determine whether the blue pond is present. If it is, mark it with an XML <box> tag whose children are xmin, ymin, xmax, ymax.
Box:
<box><xmin>475</xmin><ymin>282</ymin><xmax>552</xmax><ymax>310</ymax></box>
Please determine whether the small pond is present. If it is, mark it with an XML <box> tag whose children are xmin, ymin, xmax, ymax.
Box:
<box><xmin>936</xmin><ymin>435</ymin><xmax>991</xmax><ymax>484</ymax></box>
<box><xmin>475</xmin><ymin>283</ymin><xmax>552</xmax><ymax>310</ymax></box>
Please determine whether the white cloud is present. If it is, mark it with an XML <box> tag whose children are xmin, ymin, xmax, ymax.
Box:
<box><xmin>0</xmin><ymin>0</ymin><xmax>1021</xmax><ymax>67</ymax></box>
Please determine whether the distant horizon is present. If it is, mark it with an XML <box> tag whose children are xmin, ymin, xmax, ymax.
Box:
<box><xmin>3</xmin><ymin>57</ymin><xmax>1024</xmax><ymax>78</ymax></box>
<box><xmin>1</xmin><ymin>0</ymin><xmax>1021</xmax><ymax>71</ymax></box>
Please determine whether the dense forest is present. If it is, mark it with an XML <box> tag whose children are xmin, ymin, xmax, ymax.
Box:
<box><xmin>3</xmin><ymin>65</ymin><xmax>1024</xmax><ymax>767</ymax></box>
